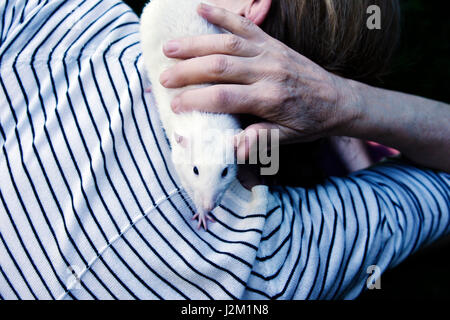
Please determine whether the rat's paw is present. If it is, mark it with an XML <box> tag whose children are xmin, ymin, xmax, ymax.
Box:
<box><xmin>192</xmin><ymin>212</ymin><xmax>215</xmax><ymax>231</ymax></box>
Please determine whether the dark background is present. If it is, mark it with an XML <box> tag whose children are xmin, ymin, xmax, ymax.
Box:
<box><xmin>360</xmin><ymin>0</ymin><xmax>450</xmax><ymax>300</ymax></box>
<box><xmin>125</xmin><ymin>0</ymin><xmax>450</xmax><ymax>299</ymax></box>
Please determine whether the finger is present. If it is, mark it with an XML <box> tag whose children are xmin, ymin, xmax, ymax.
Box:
<box><xmin>160</xmin><ymin>55</ymin><xmax>257</xmax><ymax>88</ymax></box>
<box><xmin>234</xmin><ymin>123</ymin><xmax>300</xmax><ymax>162</ymax></box>
<box><xmin>234</xmin><ymin>122</ymin><xmax>278</xmax><ymax>162</ymax></box>
<box><xmin>171</xmin><ymin>84</ymin><xmax>260</xmax><ymax>115</ymax></box>
<box><xmin>197</xmin><ymin>3</ymin><xmax>263</xmax><ymax>39</ymax></box>
<box><xmin>163</xmin><ymin>34</ymin><xmax>260</xmax><ymax>59</ymax></box>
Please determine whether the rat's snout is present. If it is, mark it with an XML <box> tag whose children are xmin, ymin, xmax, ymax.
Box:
<box><xmin>200</xmin><ymin>193</ymin><xmax>223</xmax><ymax>213</ymax></box>
<box><xmin>196</xmin><ymin>191</ymin><xmax>226</xmax><ymax>213</ymax></box>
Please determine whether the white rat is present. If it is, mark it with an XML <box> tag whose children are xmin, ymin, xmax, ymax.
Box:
<box><xmin>140</xmin><ymin>0</ymin><xmax>241</xmax><ymax>230</ymax></box>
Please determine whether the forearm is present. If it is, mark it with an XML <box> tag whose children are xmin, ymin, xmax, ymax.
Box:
<box><xmin>334</xmin><ymin>80</ymin><xmax>450</xmax><ymax>172</ymax></box>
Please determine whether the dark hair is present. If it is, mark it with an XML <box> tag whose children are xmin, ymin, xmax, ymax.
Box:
<box><xmin>261</xmin><ymin>0</ymin><xmax>401</xmax><ymax>84</ymax></box>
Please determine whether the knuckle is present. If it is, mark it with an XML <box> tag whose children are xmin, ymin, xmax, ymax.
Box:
<box><xmin>212</xmin><ymin>87</ymin><xmax>231</xmax><ymax>108</ymax></box>
<box><xmin>225</xmin><ymin>35</ymin><xmax>242</xmax><ymax>52</ymax></box>
<box><xmin>265</xmin><ymin>85</ymin><xmax>286</xmax><ymax>107</ymax></box>
<box><xmin>277</xmin><ymin>65</ymin><xmax>292</xmax><ymax>82</ymax></box>
<box><xmin>271</xmin><ymin>60</ymin><xmax>287</xmax><ymax>75</ymax></box>
<box><xmin>240</xmin><ymin>16</ymin><xmax>254</xmax><ymax>31</ymax></box>
<box><xmin>211</xmin><ymin>56</ymin><xmax>229</xmax><ymax>75</ymax></box>
<box><xmin>270</xmin><ymin>51</ymin><xmax>290</xmax><ymax>71</ymax></box>
<box><xmin>266</xmin><ymin>56</ymin><xmax>293</xmax><ymax>82</ymax></box>
<box><xmin>260</xmin><ymin>58</ymin><xmax>286</xmax><ymax>81</ymax></box>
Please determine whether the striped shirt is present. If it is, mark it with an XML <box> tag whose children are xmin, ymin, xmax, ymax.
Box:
<box><xmin>0</xmin><ymin>0</ymin><xmax>449</xmax><ymax>300</ymax></box>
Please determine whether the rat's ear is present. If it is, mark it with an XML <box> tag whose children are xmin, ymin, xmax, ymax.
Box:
<box><xmin>174</xmin><ymin>132</ymin><xmax>188</xmax><ymax>149</ymax></box>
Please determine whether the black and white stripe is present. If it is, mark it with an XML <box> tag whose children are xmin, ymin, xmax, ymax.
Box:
<box><xmin>0</xmin><ymin>0</ymin><xmax>449</xmax><ymax>300</ymax></box>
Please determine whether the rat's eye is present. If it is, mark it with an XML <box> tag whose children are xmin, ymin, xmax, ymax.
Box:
<box><xmin>193</xmin><ymin>166</ymin><xmax>199</xmax><ymax>176</ymax></box>
<box><xmin>221</xmin><ymin>167</ymin><xmax>228</xmax><ymax>178</ymax></box>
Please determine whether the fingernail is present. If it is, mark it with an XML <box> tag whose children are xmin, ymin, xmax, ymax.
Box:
<box><xmin>163</xmin><ymin>40</ymin><xmax>179</xmax><ymax>54</ymax></box>
<box><xmin>172</xmin><ymin>97</ymin><xmax>181</xmax><ymax>113</ymax></box>
<box><xmin>159</xmin><ymin>71</ymin><xmax>170</xmax><ymax>86</ymax></box>
<box><xmin>199</xmin><ymin>2</ymin><xmax>212</xmax><ymax>13</ymax></box>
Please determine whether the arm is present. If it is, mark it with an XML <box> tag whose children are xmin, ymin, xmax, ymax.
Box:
<box><xmin>249</xmin><ymin>159</ymin><xmax>450</xmax><ymax>299</ymax></box>
<box><xmin>160</xmin><ymin>3</ymin><xmax>450</xmax><ymax>172</ymax></box>
<box><xmin>336</xmin><ymin>81</ymin><xmax>450</xmax><ymax>172</ymax></box>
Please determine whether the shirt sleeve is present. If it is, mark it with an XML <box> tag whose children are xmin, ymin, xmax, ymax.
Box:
<box><xmin>245</xmin><ymin>159</ymin><xmax>450</xmax><ymax>299</ymax></box>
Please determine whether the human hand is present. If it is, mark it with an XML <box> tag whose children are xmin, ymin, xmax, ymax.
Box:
<box><xmin>160</xmin><ymin>2</ymin><xmax>358</xmax><ymax>161</ymax></box>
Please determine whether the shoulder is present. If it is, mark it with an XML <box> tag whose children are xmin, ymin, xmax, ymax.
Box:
<box><xmin>0</xmin><ymin>0</ymin><xmax>141</xmax><ymax>67</ymax></box>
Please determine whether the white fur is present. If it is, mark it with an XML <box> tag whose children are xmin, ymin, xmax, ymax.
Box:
<box><xmin>140</xmin><ymin>0</ymin><xmax>241</xmax><ymax>229</ymax></box>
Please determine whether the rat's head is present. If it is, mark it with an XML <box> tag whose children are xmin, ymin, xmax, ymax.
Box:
<box><xmin>172</xmin><ymin>130</ymin><xmax>237</xmax><ymax>213</ymax></box>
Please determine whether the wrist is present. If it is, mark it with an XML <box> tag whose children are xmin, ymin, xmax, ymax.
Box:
<box><xmin>328</xmin><ymin>77</ymin><xmax>366</xmax><ymax>138</ymax></box>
